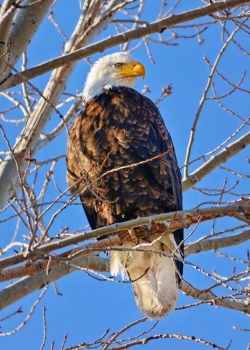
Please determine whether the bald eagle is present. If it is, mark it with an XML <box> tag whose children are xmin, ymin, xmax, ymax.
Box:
<box><xmin>66</xmin><ymin>52</ymin><xmax>183</xmax><ymax>319</ymax></box>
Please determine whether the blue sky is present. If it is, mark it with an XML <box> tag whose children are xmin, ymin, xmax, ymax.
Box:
<box><xmin>0</xmin><ymin>1</ymin><xmax>249</xmax><ymax>349</ymax></box>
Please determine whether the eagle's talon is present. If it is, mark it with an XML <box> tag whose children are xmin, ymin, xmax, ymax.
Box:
<box><xmin>142</xmin><ymin>225</ymin><xmax>151</xmax><ymax>236</ymax></box>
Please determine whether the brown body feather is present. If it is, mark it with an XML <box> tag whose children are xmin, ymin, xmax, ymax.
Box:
<box><xmin>66</xmin><ymin>87</ymin><xmax>183</xmax><ymax>318</ymax></box>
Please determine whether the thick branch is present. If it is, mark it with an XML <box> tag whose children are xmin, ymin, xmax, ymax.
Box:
<box><xmin>0</xmin><ymin>0</ymin><xmax>17</xmax><ymax>58</ymax></box>
<box><xmin>0</xmin><ymin>255</ymin><xmax>109</xmax><ymax>311</ymax></box>
<box><xmin>0</xmin><ymin>204</ymin><xmax>249</xmax><ymax>277</ymax></box>
<box><xmin>0</xmin><ymin>0</ymin><xmax>54</xmax><ymax>83</ymax></box>
<box><xmin>0</xmin><ymin>255</ymin><xmax>249</xmax><ymax>316</ymax></box>
<box><xmin>185</xmin><ymin>228</ymin><xmax>250</xmax><ymax>257</ymax></box>
<box><xmin>0</xmin><ymin>0</ymin><xmax>249</xmax><ymax>91</ymax></box>
<box><xmin>180</xmin><ymin>280</ymin><xmax>250</xmax><ymax>315</ymax></box>
<box><xmin>182</xmin><ymin>131</ymin><xmax>250</xmax><ymax>192</ymax></box>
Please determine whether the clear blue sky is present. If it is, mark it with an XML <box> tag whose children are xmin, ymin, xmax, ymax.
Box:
<box><xmin>0</xmin><ymin>1</ymin><xmax>249</xmax><ymax>349</ymax></box>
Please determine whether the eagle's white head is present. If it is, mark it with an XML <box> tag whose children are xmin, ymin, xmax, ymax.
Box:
<box><xmin>83</xmin><ymin>52</ymin><xmax>145</xmax><ymax>102</ymax></box>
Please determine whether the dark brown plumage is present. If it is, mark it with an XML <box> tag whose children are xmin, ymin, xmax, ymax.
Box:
<box><xmin>66</xmin><ymin>86</ymin><xmax>183</xmax><ymax>318</ymax></box>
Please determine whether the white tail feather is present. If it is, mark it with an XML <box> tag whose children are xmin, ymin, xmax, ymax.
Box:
<box><xmin>110</xmin><ymin>233</ymin><xmax>179</xmax><ymax>319</ymax></box>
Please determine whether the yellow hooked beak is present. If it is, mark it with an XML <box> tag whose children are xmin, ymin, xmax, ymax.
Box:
<box><xmin>118</xmin><ymin>61</ymin><xmax>146</xmax><ymax>79</ymax></box>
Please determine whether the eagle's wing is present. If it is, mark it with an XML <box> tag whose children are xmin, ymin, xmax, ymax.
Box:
<box><xmin>147</xmin><ymin>98</ymin><xmax>184</xmax><ymax>278</ymax></box>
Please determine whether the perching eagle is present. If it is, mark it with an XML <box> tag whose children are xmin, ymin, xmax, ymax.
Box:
<box><xmin>66</xmin><ymin>52</ymin><xmax>183</xmax><ymax>319</ymax></box>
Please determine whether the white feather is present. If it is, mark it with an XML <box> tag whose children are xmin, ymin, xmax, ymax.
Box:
<box><xmin>110</xmin><ymin>233</ymin><xmax>180</xmax><ymax>319</ymax></box>
<box><xmin>83</xmin><ymin>52</ymin><xmax>136</xmax><ymax>102</ymax></box>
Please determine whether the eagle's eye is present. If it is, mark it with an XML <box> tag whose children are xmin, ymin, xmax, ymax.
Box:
<box><xmin>114</xmin><ymin>63</ymin><xmax>123</xmax><ymax>69</ymax></box>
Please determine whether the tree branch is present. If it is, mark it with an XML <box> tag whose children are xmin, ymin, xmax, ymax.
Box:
<box><xmin>0</xmin><ymin>0</ymin><xmax>123</xmax><ymax>210</ymax></box>
<box><xmin>0</xmin><ymin>255</ymin><xmax>109</xmax><ymax>310</ymax></box>
<box><xmin>0</xmin><ymin>254</ymin><xmax>249</xmax><ymax>317</ymax></box>
<box><xmin>0</xmin><ymin>0</ymin><xmax>54</xmax><ymax>83</ymax></box>
<box><xmin>183</xmin><ymin>22</ymin><xmax>244</xmax><ymax>178</ymax></box>
<box><xmin>0</xmin><ymin>203</ymin><xmax>249</xmax><ymax>278</ymax></box>
<box><xmin>185</xmin><ymin>228</ymin><xmax>250</xmax><ymax>256</ymax></box>
<box><xmin>180</xmin><ymin>280</ymin><xmax>250</xmax><ymax>315</ymax></box>
<box><xmin>182</xmin><ymin>131</ymin><xmax>250</xmax><ymax>192</ymax></box>
<box><xmin>1</xmin><ymin>0</ymin><xmax>249</xmax><ymax>91</ymax></box>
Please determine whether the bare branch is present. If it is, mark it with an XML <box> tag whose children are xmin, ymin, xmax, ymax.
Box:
<box><xmin>0</xmin><ymin>0</ymin><xmax>54</xmax><ymax>83</ymax></box>
<box><xmin>183</xmin><ymin>21</ymin><xmax>244</xmax><ymax>177</ymax></box>
<box><xmin>182</xmin><ymin>131</ymin><xmax>250</xmax><ymax>192</ymax></box>
<box><xmin>1</xmin><ymin>0</ymin><xmax>249</xmax><ymax>91</ymax></box>
<box><xmin>0</xmin><ymin>285</ymin><xmax>48</xmax><ymax>336</ymax></box>
<box><xmin>181</xmin><ymin>280</ymin><xmax>250</xmax><ymax>315</ymax></box>
<box><xmin>0</xmin><ymin>256</ymin><xmax>109</xmax><ymax>310</ymax></box>
<box><xmin>185</xmin><ymin>228</ymin><xmax>250</xmax><ymax>256</ymax></box>
<box><xmin>0</xmin><ymin>203</ymin><xmax>249</xmax><ymax>278</ymax></box>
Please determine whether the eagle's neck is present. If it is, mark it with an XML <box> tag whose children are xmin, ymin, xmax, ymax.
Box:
<box><xmin>83</xmin><ymin>72</ymin><xmax>136</xmax><ymax>102</ymax></box>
